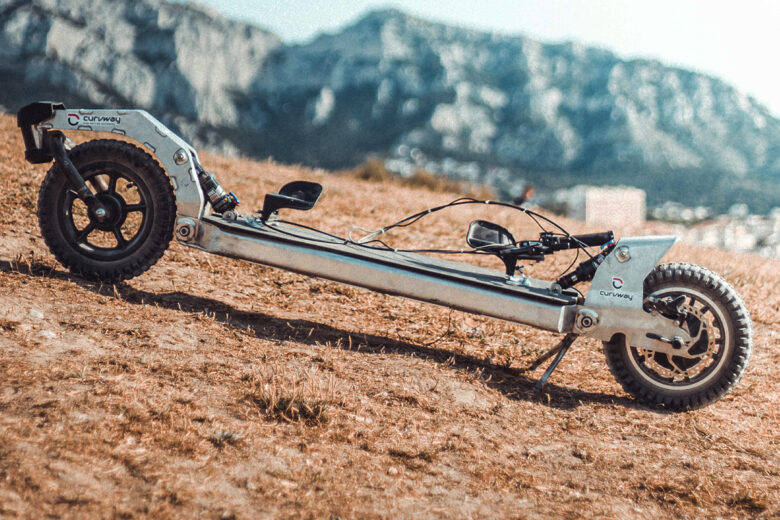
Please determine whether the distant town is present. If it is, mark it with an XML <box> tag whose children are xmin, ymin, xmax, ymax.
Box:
<box><xmin>546</xmin><ymin>186</ymin><xmax>780</xmax><ymax>260</ymax></box>
<box><xmin>656</xmin><ymin>203</ymin><xmax>780</xmax><ymax>260</ymax></box>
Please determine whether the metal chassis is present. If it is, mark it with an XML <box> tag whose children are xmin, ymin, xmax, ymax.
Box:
<box><xmin>22</xmin><ymin>105</ymin><xmax>690</xmax><ymax>355</ymax></box>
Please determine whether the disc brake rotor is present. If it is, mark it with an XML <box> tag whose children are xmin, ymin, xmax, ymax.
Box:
<box><xmin>636</xmin><ymin>297</ymin><xmax>717</xmax><ymax>382</ymax></box>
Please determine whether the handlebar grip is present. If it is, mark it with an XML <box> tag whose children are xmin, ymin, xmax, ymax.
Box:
<box><xmin>571</xmin><ymin>231</ymin><xmax>614</xmax><ymax>247</ymax></box>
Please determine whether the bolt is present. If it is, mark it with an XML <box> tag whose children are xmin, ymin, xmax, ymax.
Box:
<box><xmin>580</xmin><ymin>316</ymin><xmax>593</xmax><ymax>328</ymax></box>
<box><xmin>95</xmin><ymin>208</ymin><xmax>106</xmax><ymax>218</ymax></box>
<box><xmin>576</xmin><ymin>309</ymin><xmax>599</xmax><ymax>331</ymax></box>
<box><xmin>175</xmin><ymin>219</ymin><xmax>197</xmax><ymax>242</ymax></box>
<box><xmin>615</xmin><ymin>246</ymin><xmax>631</xmax><ymax>263</ymax></box>
<box><xmin>173</xmin><ymin>149</ymin><xmax>188</xmax><ymax>165</ymax></box>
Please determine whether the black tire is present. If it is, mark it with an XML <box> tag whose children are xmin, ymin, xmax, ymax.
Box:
<box><xmin>37</xmin><ymin>139</ymin><xmax>176</xmax><ymax>283</ymax></box>
<box><xmin>604</xmin><ymin>262</ymin><xmax>752</xmax><ymax>410</ymax></box>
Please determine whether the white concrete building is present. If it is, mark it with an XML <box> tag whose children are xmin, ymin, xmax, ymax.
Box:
<box><xmin>556</xmin><ymin>185</ymin><xmax>646</xmax><ymax>226</ymax></box>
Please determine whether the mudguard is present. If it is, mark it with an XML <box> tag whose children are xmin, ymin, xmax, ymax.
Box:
<box><xmin>17</xmin><ymin>103</ymin><xmax>205</xmax><ymax>217</ymax></box>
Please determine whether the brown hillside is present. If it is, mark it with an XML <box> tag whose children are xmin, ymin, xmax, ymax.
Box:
<box><xmin>0</xmin><ymin>113</ymin><xmax>777</xmax><ymax>519</ymax></box>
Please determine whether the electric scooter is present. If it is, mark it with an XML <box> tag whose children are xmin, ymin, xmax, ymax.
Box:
<box><xmin>16</xmin><ymin>102</ymin><xmax>753</xmax><ymax>410</ymax></box>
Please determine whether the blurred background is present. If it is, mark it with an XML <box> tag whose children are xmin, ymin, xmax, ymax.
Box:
<box><xmin>1</xmin><ymin>0</ymin><xmax>779</xmax><ymax>257</ymax></box>
<box><xmin>194</xmin><ymin>0</ymin><xmax>780</xmax><ymax>117</ymax></box>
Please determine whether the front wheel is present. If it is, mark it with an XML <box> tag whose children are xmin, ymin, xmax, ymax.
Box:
<box><xmin>604</xmin><ymin>263</ymin><xmax>752</xmax><ymax>410</ymax></box>
<box><xmin>37</xmin><ymin>139</ymin><xmax>176</xmax><ymax>283</ymax></box>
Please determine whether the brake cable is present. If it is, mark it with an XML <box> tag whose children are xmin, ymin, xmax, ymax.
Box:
<box><xmin>268</xmin><ymin>198</ymin><xmax>599</xmax><ymax>265</ymax></box>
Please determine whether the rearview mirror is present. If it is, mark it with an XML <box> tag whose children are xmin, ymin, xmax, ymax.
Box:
<box><xmin>261</xmin><ymin>180</ymin><xmax>323</xmax><ymax>221</ymax></box>
<box><xmin>466</xmin><ymin>220</ymin><xmax>516</xmax><ymax>251</ymax></box>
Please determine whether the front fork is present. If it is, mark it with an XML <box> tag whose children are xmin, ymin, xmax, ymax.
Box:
<box><xmin>46</xmin><ymin>131</ymin><xmax>115</xmax><ymax>225</ymax></box>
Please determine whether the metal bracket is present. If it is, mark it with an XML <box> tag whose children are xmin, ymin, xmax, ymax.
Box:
<box><xmin>33</xmin><ymin>106</ymin><xmax>206</xmax><ymax>218</ymax></box>
<box><xmin>578</xmin><ymin>235</ymin><xmax>690</xmax><ymax>354</ymax></box>
<box><xmin>175</xmin><ymin>218</ymin><xmax>199</xmax><ymax>243</ymax></box>
<box><xmin>576</xmin><ymin>305</ymin><xmax>692</xmax><ymax>355</ymax></box>
<box><xmin>586</xmin><ymin>235</ymin><xmax>677</xmax><ymax>309</ymax></box>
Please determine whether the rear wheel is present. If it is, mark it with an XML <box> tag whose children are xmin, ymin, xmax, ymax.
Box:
<box><xmin>604</xmin><ymin>263</ymin><xmax>752</xmax><ymax>410</ymax></box>
<box><xmin>37</xmin><ymin>139</ymin><xmax>176</xmax><ymax>283</ymax></box>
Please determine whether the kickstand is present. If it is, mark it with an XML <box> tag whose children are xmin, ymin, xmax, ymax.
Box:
<box><xmin>526</xmin><ymin>333</ymin><xmax>578</xmax><ymax>392</ymax></box>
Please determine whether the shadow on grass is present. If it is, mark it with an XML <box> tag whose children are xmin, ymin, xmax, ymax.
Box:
<box><xmin>1</xmin><ymin>260</ymin><xmax>641</xmax><ymax>411</ymax></box>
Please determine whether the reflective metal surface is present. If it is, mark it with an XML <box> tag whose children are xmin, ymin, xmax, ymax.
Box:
<box><xmin>33</xmin><ymin>106</ymin><xmax>688</xmax><ymax>347</ymax></box>
<box><xmin>586</xmin><ymin>236</ymin><xmax>677</xmax><ymax>309</ymax></box>
<box><xmin>38</xmin><ymin>108</ymin><xmax>205</xmax><ymax>217</ymax></box>
<box><xmin>578</xmin><ymin>305</ymin><xmax>691</xmax><ymax>354</ymax></box>
<box><xmin>186</xmin><ymin>217</ymin><xmax>579</xmax><ymax>333</ymax></box>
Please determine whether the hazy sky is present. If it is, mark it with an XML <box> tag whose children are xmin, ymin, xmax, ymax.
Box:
<box><xmin>188</xmin><ymin>0</ymin><xmax>780</xmax><ymax>116</ymax></box>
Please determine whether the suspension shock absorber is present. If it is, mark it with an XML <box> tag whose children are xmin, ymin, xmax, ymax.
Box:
<box><xmin>196</xmin><ymin>166</ymin><xmax>239</xmax><ymax>214</ymax></box>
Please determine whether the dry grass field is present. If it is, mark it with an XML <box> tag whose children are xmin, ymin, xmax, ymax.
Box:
<box><xmin>0</xmin><ymin>113</ymin><xmax>778</xmax><ymax>519</ymax></box>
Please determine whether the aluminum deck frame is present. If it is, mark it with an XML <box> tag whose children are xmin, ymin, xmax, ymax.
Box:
<box><xmin>190</xmin><ymin>215</ymin><xmax>581</xmax><ymax>333</ymax></box>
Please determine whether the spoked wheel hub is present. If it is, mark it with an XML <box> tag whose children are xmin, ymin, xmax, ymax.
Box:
<box><xmin>89</xmin><ymin>191</ymin><xmax>129</xmax><ymax>231</ymax></box>
<box><xmin>63</xmin><ymin>167</ymin><xmax>151</xmax><ymax>260</ymax></box>
<box><xmin>37</xmin><ymin>139</ymin><xmax>175</xmax><ymax>282</ymax></box>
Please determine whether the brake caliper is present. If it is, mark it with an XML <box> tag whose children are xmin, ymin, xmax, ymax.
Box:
<box><xmin>644</xmin><ymin>295</ymin><xmax>713</xmax><ymax>364</ymax></box>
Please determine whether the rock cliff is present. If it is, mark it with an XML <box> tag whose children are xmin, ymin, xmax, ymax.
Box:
<box><xmin>2</xmin><ymin>2</ymin><xmax>778</xmax><ymax>210</ymax></box>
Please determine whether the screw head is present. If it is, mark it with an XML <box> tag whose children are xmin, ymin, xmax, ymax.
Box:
<box><xmin>576</xmin><ymin>309</ymin><xmax>599</xmax><ymax>331</ymax></box>
<box><xmin>173</xmin><ymin>149</ymin><xmax>188</xmax><ymax>165</ymax></box>
<box><xmin>615</xmin><ymin>246</ymin><xmax>631</xmax><ymax>263</ymax></box>
<box><xmin>95</xmin><ymin>208</ymin><xmax>106</xmax><ymax>218</ymax></box>
<box><xmin>175</xmin><ymin>219</ymin><xmax>197</xmax><ymax>242</ymax></box>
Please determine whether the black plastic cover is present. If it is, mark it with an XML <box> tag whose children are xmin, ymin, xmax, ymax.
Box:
<box><xmin>17</xmin><ymin>101</ymin><xmax>65</xmax><ymax>127</ymax></box>
<box><xmin>466</xmin><ymin>220</ymin><xmax>516</xmax><ymax>251</ymax></box>
<box><xmin>261</xmin><ymin>181</ymin><xmax>323</xmax><ymax>221</ymax></box>
<box><xmin>17</xmin><ymin>101</ymin><xmax>66</xmax><ymax>164</ymax></box>
<box><xmin>542</xmin><ymin>230</ymin><xmax>614</xmax><ymax>251</ymax></box>
<box><xmin>570</xmin><ymin>231</ymin><xmax>614</xmax><ymax>247</ymax></box>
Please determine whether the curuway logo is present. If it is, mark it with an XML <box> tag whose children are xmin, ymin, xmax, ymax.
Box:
<box><xmin>599</xmin><ymin>290</ymin><xmax>634</xmax><ymax>302</ymax></box>
<box><xmin>599</xmin><ymin>277</ymin><xmax>633</xmax><ymax>301</ymax></box>
<box><xmin>67</xmin><ymin>114</ymin><xmax>121</xmax><ymax>126</ymax></box>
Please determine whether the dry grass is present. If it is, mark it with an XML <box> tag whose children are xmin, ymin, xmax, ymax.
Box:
<box><xmin>0</xmin><ymin>113</ymin><xmax>778</xmax><ymax>519</ymax></box>
<box><xmin>242</xmin><ymin>364</ymin><xmax>336</xmax><ymax>425</ymax></box>
<box><xmin>345</xmin><ymin>158</ymin><xmax>494</xmax><ymax>198</ymax></box>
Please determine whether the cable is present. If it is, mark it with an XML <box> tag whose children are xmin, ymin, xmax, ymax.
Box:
<box><xmin>275</xmin><ymin>219</ymin><xmax>505</xmax><ymax>256</ymax></box>
<box><xmin>556</xmin><ymin>248</ymin><xmax>580</xmax><ymax>280</ymax></box>
<box><xmin>275</xmin><ymin>218</ymin><xmax>347</xmax><ymax>244</ymax></box>
<box><xmin>262</xmin><ymin>197</ymin><xmax>601</xmax><ymax>261</ymax></box>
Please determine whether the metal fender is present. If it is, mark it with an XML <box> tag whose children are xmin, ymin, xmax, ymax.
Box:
<box><xmin>585</xmin><ymin>235</ymin><xmax>677</xmax><ymax>308</ymax></box>
<box><xmin>38</xmin><ymin>107</ymin><xmax>205</xmax><ymax>217</ymax></box>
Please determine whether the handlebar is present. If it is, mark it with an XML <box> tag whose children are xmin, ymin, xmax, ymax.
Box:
<box><xmin>471</xmin><ymin>225</ymin><xmax>615</xmax><ymax>284</ymax></box>
<box><xmin>570</xmin><ymin>231</ymin><xmax>615</xmax><ymax>247</ymax></box>
<box><xmin>541</xmin><ymin>230</ymin><xmax>614</xmax><ymax>251</ymax></box>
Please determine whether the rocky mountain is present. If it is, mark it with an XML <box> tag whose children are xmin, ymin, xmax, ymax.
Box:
<box><xmin>2</xmin><ymin>0</ymin><xmax>779</xmax><ymax>212</ymax></box>
<box><xmin>0</xmin><ymin>0</ymin><xmax>281</xmax><ymax>151</ymax></box>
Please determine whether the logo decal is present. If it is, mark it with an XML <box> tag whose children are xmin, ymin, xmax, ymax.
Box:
<box><xmin>81</xmin><ymin>115</ymin><xmax>121</xmax><ymax>126</ymax></box>
<box><xmin>67</xmin><ymin>113</ymin><xmax>80</xmax><ymax>126</ymax></box>
<box><xmin>611</xmin><ymin>277</ymin><xmax>624</xmax><ymax>289</ymax></box>
<box><xmin>599</xmin><ymin>290</ymin><xmax>634</xmax><ymax>302</ymax></box>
